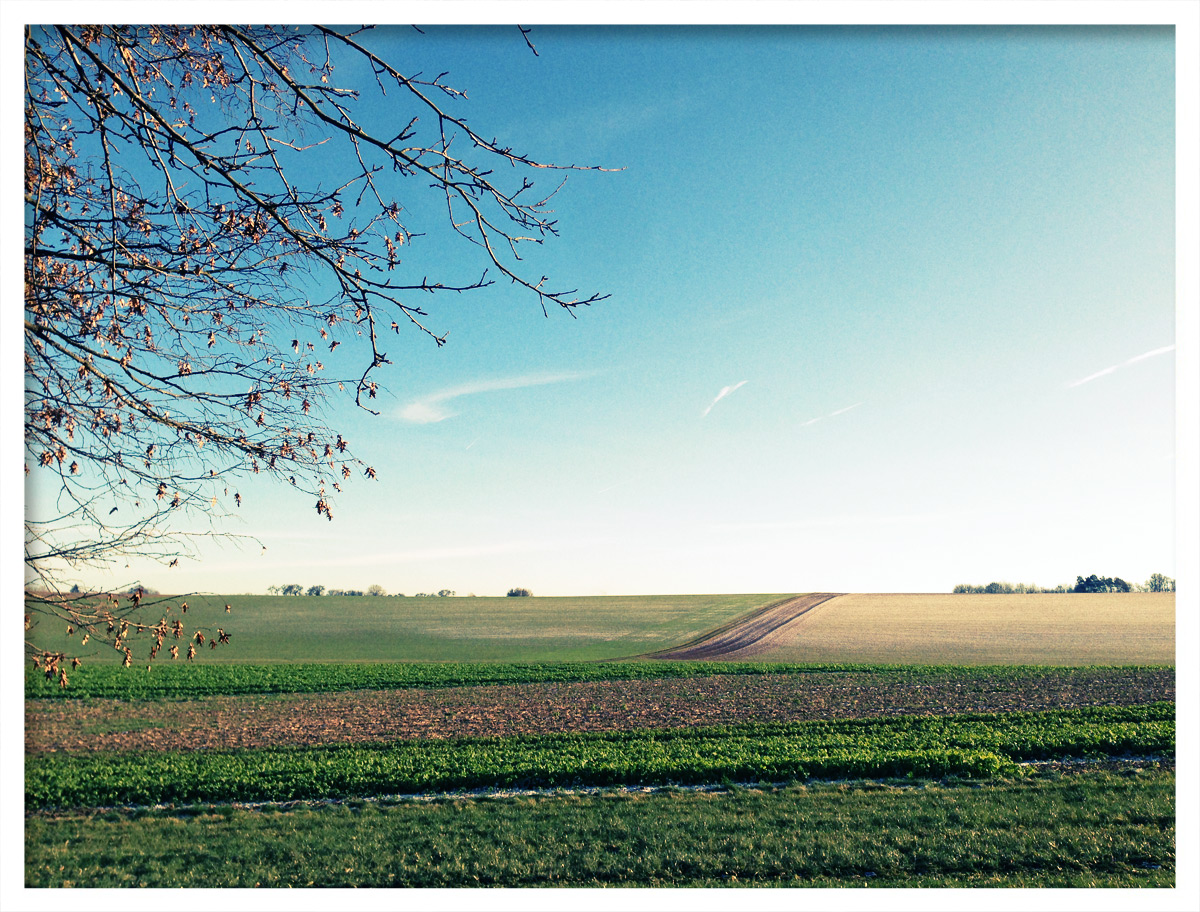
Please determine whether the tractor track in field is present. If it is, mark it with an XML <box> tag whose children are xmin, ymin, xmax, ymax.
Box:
<box><xmin>644</xmin><ymin>593</ymin><xmax>843</xmax><ymax>660</ymax></box>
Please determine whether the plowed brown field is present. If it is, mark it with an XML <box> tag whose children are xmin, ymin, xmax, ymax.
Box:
<box><xmin>25</xmin><ymin>667</ymin><xmax>1173</xmax><ymax>754</ymax></box>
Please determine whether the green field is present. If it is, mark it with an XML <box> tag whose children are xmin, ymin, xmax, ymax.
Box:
<box><xmin>25</xmin><ymin>769</ymin><xmax>1175</xmax><ymax>888</ymax></box>
<box><xmin>25</xmin><ymin>704</ymin><xmax>1174</xmax><ymax>809</ymax></box>
<box><xmin>24</xmin><ymin>591</ymin><xmax>1177</xmax><ymax>888</ymax></box>
<box><xmin>23</xmin><ymin>658</ymin><xmax>1172</xmax><ymax>701</ymax></box>
<box><xmin>26</xmin><ymin>593</ymin><xmax>793</xmax><ymax>664</ymax></box>
<box><xmin>27</xmin><ymin>591</ymin><xmax>1176</xmax><ymax>667</ymax></box>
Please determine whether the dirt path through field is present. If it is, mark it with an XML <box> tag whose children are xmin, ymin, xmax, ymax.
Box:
<box><xmin>646</xmin><ymin>593</ymin><xmax>843</xmax><ymax>660</ymax></box>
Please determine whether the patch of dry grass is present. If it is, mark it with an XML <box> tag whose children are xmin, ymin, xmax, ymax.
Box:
<box><xmin>743</xmin><ymin>593</ymin><xmax>1174</xmax><ymax>665</ymax></box>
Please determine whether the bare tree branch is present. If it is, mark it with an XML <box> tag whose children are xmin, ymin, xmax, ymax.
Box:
<box><xmin>24</xmin><ymin>25</ymin><xmax>611</xmax><ymax>673</ymax></box>
<box><xmin>518</xmin><ymin>26</ymin><xmax>540</xmax><ymax>57</ymax></box>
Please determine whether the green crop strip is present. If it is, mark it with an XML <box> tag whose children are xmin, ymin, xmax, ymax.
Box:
<box><xmin>24</xmin><ymin>660</ymin><xmax>1174</xmax><ymax>700</ymax></box>
<box><xmin>25</xmin><ymin>704</ymin><xmax>1174</xmax><ymax>810</ymax></box>
<box><xmin>25</xmin><ymin>770</ymin><xmax>1176</xmax><ymax>888</ymax></box>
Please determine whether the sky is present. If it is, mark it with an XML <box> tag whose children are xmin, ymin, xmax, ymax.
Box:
<box><xmin>8</xmin><ymin>10</ymin><xmax>1197</xmax><ymax>600</ymax></box>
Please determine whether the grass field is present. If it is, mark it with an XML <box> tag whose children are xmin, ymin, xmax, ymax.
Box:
<box><xmin>26</xmin><ymin>592</ymin><xmax>794</xmax><ymax>664</ymax></box>
<box><xmin>26</xmin><ymin>591</ymin><xmax>1176</xmax><ymax>666</ymax></box>
<box><xmin>25</xmin><ymin>688</ymin><xmax>1176</xmax><ymax>887</ymax></box>
<box><xmin>744</xmin><ymin>592</ymin><xmax>1175</xmax><ymax>665</ymax></box>
<box><xmin>23</xmin><ymin>591</ymin><xmax>1177</xmax><ymax>889</ymax></box>
<box><xmin>25</xmin><ymin>769</ymin><xmax>1175</xmax><ymax>888</ymax></box>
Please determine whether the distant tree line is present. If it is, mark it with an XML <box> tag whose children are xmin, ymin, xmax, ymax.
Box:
<box><xmin>952</xmin><ymin>582</ymin><xmax>1072</xmax><ymax>594</ymax></box>
<box><xmin>268</xmin><ymin>583</ymin><xmax>390</xmax><ymax>597</ymax></box>
<box><xmin>507</xmin><ymin>588</ymin><xmax>533</xmax><ymax>597</ymax></box>
<box><xmin>267</xmin><ymin>585</ymin><xmax>463</xmax><ymax>597</ymax></box>
<box><xmin>66</xmin><ymin>583</ymin><xmax>161</xmax><ymax>596</ymax></box>
<box><xmin>953</xmin><ymin>573</ymin><xmax>1174</xmax><ymax>594</ymax></box>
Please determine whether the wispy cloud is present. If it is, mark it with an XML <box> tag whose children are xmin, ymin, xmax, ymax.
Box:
<box><xmin>702</xmin><ymin>380</ymin><xmax>748</xmax><ymax>417</ymax></box>
<box><xmin>1066</xmin><ymin>345</ymin><xmax>1174</xmax><ymax>389</ymax></box>
<box><xmin>596</xmin><ymin>476</ymin><xmax>638</xmax><ymax>495</ymax></box>
<box><xmin>801</xmin><ymin>402</ymin><xmax>864</xmax><ymax>427</ymax></box>
<box><xmin>399</xmin><ymin>372</ymin><xmax>593</xmax><ymax>424</ymax></box>
<box><xmin>828</xmin><ymin>402</ymin><xmax>863</xmax><ymax>417</ymax></box>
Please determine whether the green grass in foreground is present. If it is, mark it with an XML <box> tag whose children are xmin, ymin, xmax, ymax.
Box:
<box><xmin>25</xmin><ymin>704</ymin><xmax>1174</xmax><ymax>810</ymax></box>
<box><xmin>23</xmin><ymin>659</ymin><xmax>1173</xmax><ymax>700</ymax></box>
<box><xmin>25</xmin><ymin>769</ymin><xmax>1175</xmax><ymax>887</ymax></box>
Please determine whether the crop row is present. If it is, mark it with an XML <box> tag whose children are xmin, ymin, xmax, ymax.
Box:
<box><xmin>23</xmin><ymin>660</ymin><xmax>1171</xmax><ymax>700</ymax></box>
<box><xmin>25</xmin><ymin>704</ymin><xmax>1174</xmax><ymax>810</ymax></box>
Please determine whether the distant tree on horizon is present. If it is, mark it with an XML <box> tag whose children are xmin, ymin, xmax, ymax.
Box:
<box><xmin>1145</xmin><ymin>573</ymin><xmax>1175</xmax><ymax>592</ymax></box>
<box><xmin>1074</xmin><ymin>575</ymin><xmax>1132</xmax><ymax>594</ymax></box>
<box><xmin>507</xmin><ymin>588</ymin><xmax>533</xmax><ymax>598</ymax></box>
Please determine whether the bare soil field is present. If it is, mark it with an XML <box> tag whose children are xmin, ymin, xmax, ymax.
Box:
<box><xmin>712</xmin><ymin>593</ymin><xmax>1175</xmax><ymax>665</ymax></box>
<box><xmin>25</xmin><ymin>667</ymin><xmax>1173</xmax><ymax>754</ymax></box>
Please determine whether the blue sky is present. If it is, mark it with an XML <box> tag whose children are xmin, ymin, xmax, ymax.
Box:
<box><xmin>10</xmin><ymin>17</ymin><xmax>1192</xmax><ymax>597</ymax></box>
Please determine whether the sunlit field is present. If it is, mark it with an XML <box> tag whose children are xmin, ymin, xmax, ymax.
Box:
<box><xmin>741</xmin><ymin>593</ymin><xmax>1175</xmax><ymax>665</ymax></box>
<box><xmin>25</xmin><ymin>593</ymin><xmax>795</xmax><ymax>664</ymax></box>
<box><xmin>24</xmin><ymin>591</ymin><xmax>1176</xmax><ymax>888</ymax></box>
<box><xmin>26</xmin><ymin>591</ymin><xmax>1176</xmax><ymax>667</ymax></box>
<box><xmin>26</xmin><ymin>769</ymin><xmax>1175</xmax><ymax>888</ymax></box>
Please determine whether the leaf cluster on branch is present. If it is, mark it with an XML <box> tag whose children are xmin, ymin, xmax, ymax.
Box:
<box><xmin>26</xmin><ymin>586</ymin><xmax>233</xmax><ymax>687</ymax></box>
